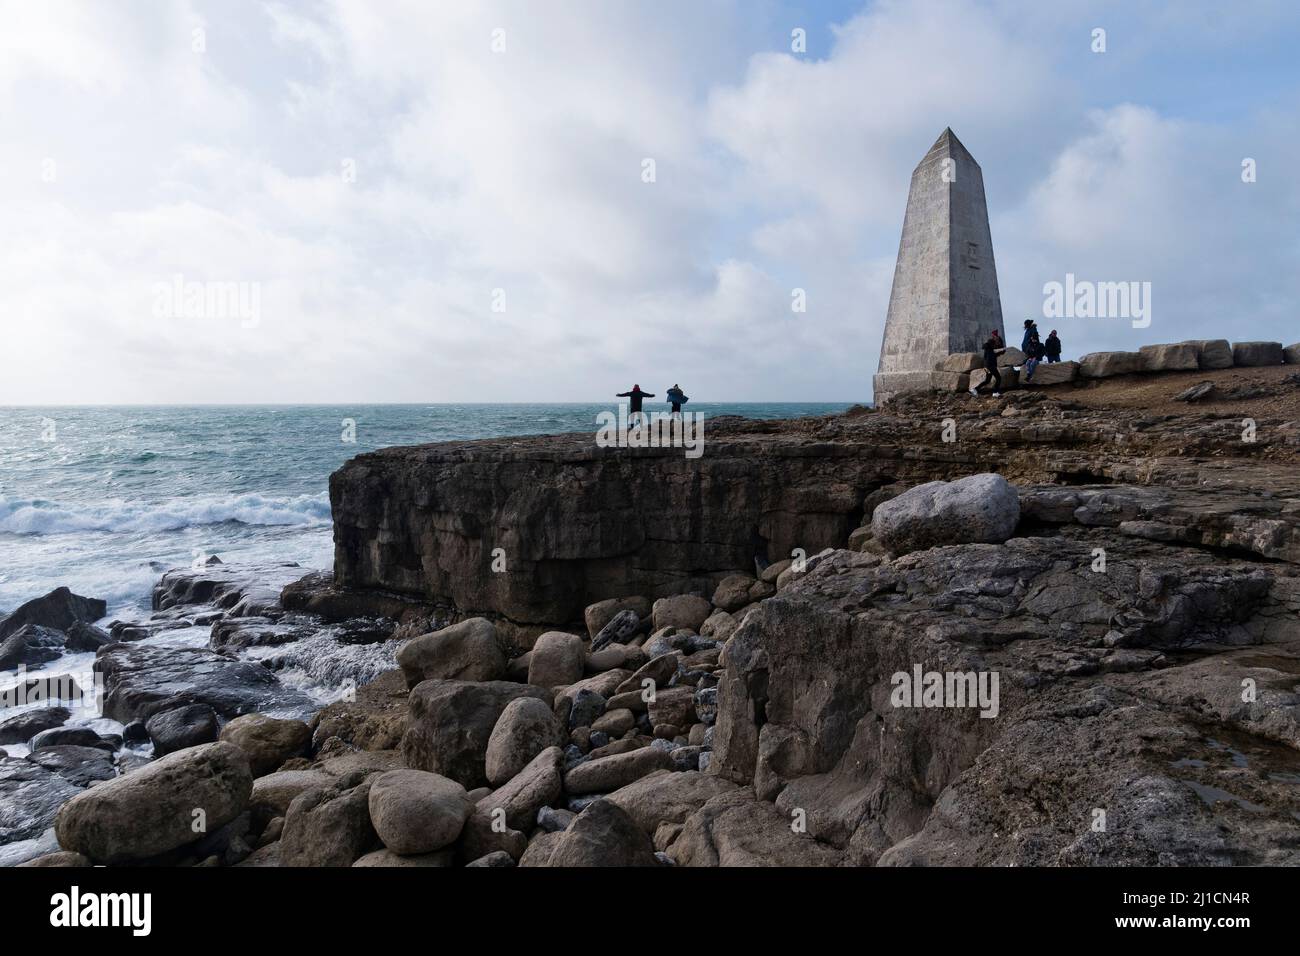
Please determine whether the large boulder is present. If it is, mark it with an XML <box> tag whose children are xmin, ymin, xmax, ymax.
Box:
<box><xmin>145</xmin><ymin>703</ymin><xmax>220</xmax><ymax>757</ymax></box>
<box><xmin>526</xmin><ymin>632</ymin><xmax>585</xmax><ymax>688</ymax></box>
<box><xmin>1139</xmin><ymin>343</ymin><xmax>1199</xmax><ymax>372</ymax></box>
<box><xmin>1023</xmin><ymin>360</ymin><xmax>1078</xmax><ymax>385</ymax></box>
<box><xmin>248</xmin><ymin>768</ymin><xmax>333</xmax><ymax>827</ymax></box>
<box><xmin>0</xmin><ymin>587</ymin><xmax>105</xmax><ymax>642</ymax></box>
<box><xmin>590</xmin><ymin>610</ymin><xmax>641</xmax><ymax>652</ymax></box>
<box><xmin>485</xmin><ymin>697</ymin><xmax>564</xmax><ymax>786</ymax></box>
<box><xmin>95</xmin><ymin>643</ymin><xmax>307</xmax><ymax>722</ymax></box>
<box><xmin>1185</xmin><ymin>338</ymin><xmax>1233</xmax><ymax>369</ymax></box>
<box><xmin>942</xmin><ymin>352</ymin><xmax>983</xmax><ymax>372</ymax></box>
<box><xmin>54</xmin><ymin>742</ymin><xmax>253</xmax><ymax>864</ymax></box>
<box><xmin>584</xmin><ymin>596</ymin><xmax>650</xmax><ymax>639</ymax></box>
<box><xmin>1078</xmin><ymin>351</ymin><xmax>1140</xmax><ymax>378</ymax></box>
<box><xmin>1</xmin><ymin>758</ymin><xmax>83</xmax><ymax>845</ymax></box>
<box><xmin>0</xmin><ymin>625</ymin><xmax>66</xmax><ymax>670</ymax></box>
<box><xmin>606</xmin><ymin>769</ymin><xmax>740</xmax><ymax>836</ymax></box>
<box><xmin>870</xmin><ymin>474</ymin><xmax>1020</xmax><ymax>555</ymax></box>
<box><xmin>1283</xmin><ymin>342</ymin><xmax>1300</xmax><ymax>365</ymax></box>
<box><xmin>279</xmin><ymin>778</ymin><xmax>377</xmax><ymax>866</ymax></box>
<box><xmin>219</xmin><ymin>713</ymin><xmax>311</xmax><ymax>777</ymax></box>
<box><xmin>0</xmin><ymin>707</ymin><xmax>71</xmax><ymax>745</ymax></box>
<box><xmin>711</xmin><ymin>575</ymin><xmax>757</xmax><ymax>613</ymax></box>
<box><xmin>651</xmin><ymin>595</ymin><xmax>712</xmax><ymax>633</ymax></box>
<box><xmin>563</xmin><ymin>746</ymin><xmax>674</xmax><ymax>795</ymax></box>
<box><xmin>401</xmin><ymin>680</ymin><xmax>548</xmax><ymax>789</ymax></box>
<box><xmin>669</xmin><ymin>790</ymin><xmax>843</xmax><ymax>866</ymax></box>
<box><xmin>1232</xmin><ymin>341</ymin><xmax>1284</xmax><ymax>366</ymax></box>
<box><xmin>395</xmin><ymin>617</ymin><xmax>506</xmax><ymax>688</ymax></box>
<box><xmin>25</xmin><ymin>746</ymin><xmax>116</xmax><ymax>787</ymax></box>
<box><xmin>367</xmin><ymin>769</ymin><xmax>474</xmax><ymax>855</ymax></box>
<box><xmin>545</xmin><ymin>799</ymin><xmax>658</xmax><ymax>867</ymax></box>
<box><xmin>477</xmin><ymin>745</ymin><xmax>563</xmax><ymax>832</ymax></box>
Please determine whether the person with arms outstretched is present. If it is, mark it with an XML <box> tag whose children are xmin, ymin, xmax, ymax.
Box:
<box><xmin>617</xmin><ymin>384</ymin><xmax>655</xmax><ymax>426</ymax></box>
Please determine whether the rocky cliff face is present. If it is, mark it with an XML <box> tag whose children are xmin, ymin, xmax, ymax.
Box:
<box><xmin>330</xmin><ymin>383</ymin><xmax>1300</xmax><ymax>626</ymax></box>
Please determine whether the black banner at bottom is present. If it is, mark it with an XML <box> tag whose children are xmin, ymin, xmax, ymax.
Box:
<box><xmin>0</xmin><ymin>865</ymin><xmax>1284</xmax><ymax>942</ymax></box>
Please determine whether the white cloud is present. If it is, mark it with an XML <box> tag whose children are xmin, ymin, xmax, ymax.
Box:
<box><xmin>0</xmin><ymin>0</ymin><xmax>1295</xmax><ymax>404</ymax></box>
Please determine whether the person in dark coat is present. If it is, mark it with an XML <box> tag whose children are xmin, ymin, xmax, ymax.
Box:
<box><xmin>1044</xmin><ymin>330</ymin><xmax>1062</xmax><ymax>363</ymax></box>
<box><xmin>617</xmin><ymin>384</ymin><xmax>655</xmax><ymax>425</ymax></box>
<box><xmin>1024</xmin><ymin>331</ymin><xmax>1044</xmax><ymax>380</ymax></box>
<box><xmin>665</xmin><ymin>384</ymin><xmax>687</xmax><ymax>417</ymax></box>
<box><xmin>1021</xmin><ymin>319</ymin><xmax>1039</xmax><ymax>354</ymax></box>
<box><xmin>969</xmin><ymin>331</ymin><xmax>1004</xmax><ymax>397</ymax></box>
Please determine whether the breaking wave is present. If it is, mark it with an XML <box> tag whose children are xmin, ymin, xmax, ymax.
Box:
<box><xmin>0</xmin><ymin>493</ymin><xmax>331</xmax><ymax>536</ymax></box>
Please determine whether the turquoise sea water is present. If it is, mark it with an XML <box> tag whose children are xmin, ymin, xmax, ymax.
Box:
<box><xmin>0</xmin><ymin>403</ymin><xmax>854</xmax><ymax>618</ymax></box>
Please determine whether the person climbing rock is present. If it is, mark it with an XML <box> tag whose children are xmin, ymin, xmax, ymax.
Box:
<box><xmin>970</xmin><ymin>330</ymin><xmax>1003</xmax><ymax>398</ymax></box>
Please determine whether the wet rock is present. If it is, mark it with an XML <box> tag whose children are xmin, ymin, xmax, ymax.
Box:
<box><xmin>54</xmin><ymin>741</ymin><xmax>253</xmax><ymax>864</ymax></box>
<box><xmin>0</xmin><ymin>625</ymin><xmax>66</xmax><ymax>670</ymax></box>
<box><xmin>0</xmin><ymin>759</ymin><xmax>83</xmax><ymax>844</ymax></box>
<box><xmin>0</xmin><ymin>587</ymin><xmax>105</xmax><ymax>643</ymax></box>
<box><xmin>29</xmin><ymin>727</ymin><xmax>109</xmax><ymax>751</ymax></box>
<box><xmin>146</xmin><ymin>703</ymin><xmax>220</xmax><ymax>757</ymax></box>
<box><xmin>0</xmin><ymin>707</ymin><xmax>71</xmax><ymax>745</ymax></box>
<box><xmin>96</xmin><ymin>643</ymin><xmax>307</xmax><ymax>723</ymax></box>
<box><xmin>24</xmin><ymin>746</ymin><xmax>116</xmax><ymax>787</ymax></box>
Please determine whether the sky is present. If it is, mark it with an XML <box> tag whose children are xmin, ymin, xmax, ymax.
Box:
<box><xmin>1</xmin><ymin>0</ymin><xmax>1298</xmax><ymax>404</ymax></box>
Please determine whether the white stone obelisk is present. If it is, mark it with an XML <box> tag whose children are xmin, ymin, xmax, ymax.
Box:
<box><xmin>874</xmin><ymin>128</ymin><xmax>1005</xmax><ymax>403</ymax></box>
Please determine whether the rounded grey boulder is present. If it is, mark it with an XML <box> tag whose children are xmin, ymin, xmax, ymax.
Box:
<box><xmin>486</xmin><ymin>697</ymin><xmax>564</xmax><ymax>786</ymax></box>
<box><xmin>54</xmin><ymin>741</ymin><xmax>253</xmax><ymax>864</ymax></box>
<box><xmin>871</xmin><ymin>473</ymin><xmax>1020</xmax><ymax>555</ymax></box>
<box><xmin>367</xmin><ymin>769</ymin><xmax>474</xmax><ymax>855</ymax></box>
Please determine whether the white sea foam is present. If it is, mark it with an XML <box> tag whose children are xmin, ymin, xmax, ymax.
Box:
<box><xmin>0</xmin><ymin>492</ymin><xmax>330</xmax><ymax>536</ymax></box>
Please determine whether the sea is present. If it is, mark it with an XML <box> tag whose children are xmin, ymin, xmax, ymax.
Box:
<box><xmin>0</xmin><ymin>403</ymin><xmax>854</xmax><ymax>621</ymax></box>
